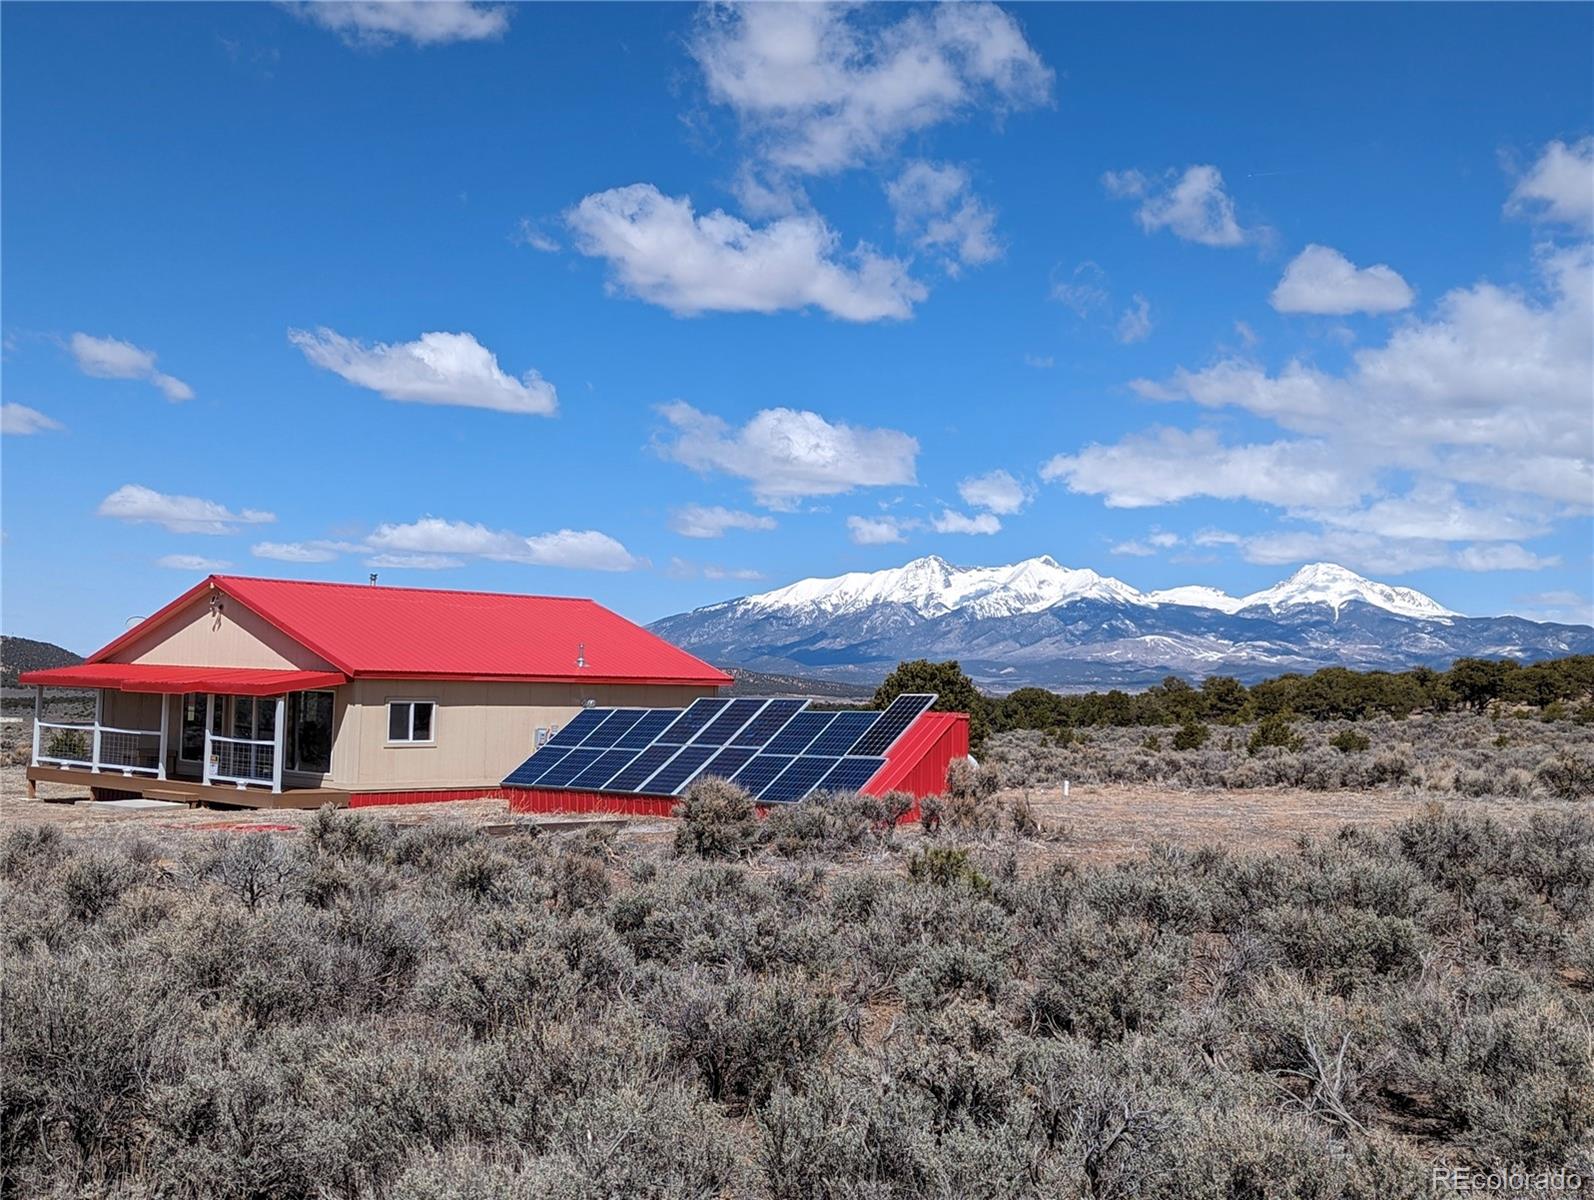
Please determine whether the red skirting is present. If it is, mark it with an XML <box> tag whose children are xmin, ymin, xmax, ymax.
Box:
<box><xmin>350</xmin><ymin>787</ymin><xmax>509</xmax><ymax>808</ymax></box>
<box><xmin>507</xmin><ymin>788</ymin><xmax>678</xmax><ymax>818</ymax></box>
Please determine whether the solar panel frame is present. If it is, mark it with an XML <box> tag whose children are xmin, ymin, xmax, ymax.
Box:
<box><xmin>639</xmin><ymin>743</ymin><xmax>717</xmax><ymax>794</ymax></box>
<box><xmin>543</xmin><ymin>708</ymin><xmax>610</xmax><ymax>748</ymax></box>
<box><xmin>567</xmin><ymin>747</ymin><xmax>645</xmax><ymax>790</ymax></box>
<box><xmin>759</xmin><ymin>754</ymin><xmax>840</xmax><ymax>803</ymax></box>
<box><xmin>655</xmin><ymin>697</ymin><xmax>732</xmax><ymax>745</ymax></box>
<box><xmin>580</xmin><ymin>709</ymin><xmax>648</xmax><ymax>748</ymax></box>
<box><xmin>602</xmin><ymin>743</ymin><xmax>681</xmax><ymax>793</ymax></box>
<box><xmin>503</xmin><ymin>746</ymin><xmax>573</xmax><ymax>788</ymax></box>
<box><xmin>730</xmin><ymin>699</ymin><xmax>807</xmax><ymax>747</ymax></box>
<box><xmin>691</xmin><ymin>698</ymin><xmax>770</xmax><ymax>746</ymax></box>
<box><xmin>615</xmin><ymin>709</ymin><xmax>679</xmax><ymax>749</ymax></box>
<box><xmin>764</xmin><ymin>711</ymin><xmax>836</xmax><ymax>756</ymax></box>
<box><xmin>805</xmin><ymin>711</ymin><xmax>879</xmax><ymax>757</ymax></box>
<box><xmin>817</xmin><ymin>756</ymin><xmax>887</xmax><ymax>794</ymax></box>
<box><xmin>532</xmin><ymin>747</ymin><xmax>606</xmax><ymax>788</ymax></box>
<box><xmin>847</xmin><ymin>693</ymin><xmax>937</xmax><ymax>757</ymax></box>
<box><xmin>731</xmin><ymin>753</ymin><xmax>794</xmax><ymax>796</ymax></box>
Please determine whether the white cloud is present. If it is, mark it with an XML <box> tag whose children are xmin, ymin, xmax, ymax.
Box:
<box><xmin>156</xmin><ymin>554</ymin><xmax>231</xmax><ymax>572</ymax></box>
<box><xmin>669</xmin><ymin>504</ymin><xmax>778</xmax><ymax>539</ymax></box>
<box><xmin>512</xmin><ymin>217</ymin><xmax>561</xmax><ymax>252</ymax></box>
<box><xmin>1050</xmin><ymin>260</ymin><xmax>1110</xmax><ymax>316</ymax></box>
<box><xmin>1129</xmin><ymin>243</ymin><xmax>1594</xmax><ymax>509</ymax></box>
<box><xmin>657</xmin><ymin>402</ymin><xmax>918</xmax><ymax>507</ymax></box>
<box><xmin>288</xmin><ymin>1</ymin><xmax>509</xmax><ymax>46</ymax></box>
<box><xmin>1109</xmin><ymin>540</ymin><xmax>1155</xmax><ymax>557</ymax></box>
<box><xmin>1270</xmin><ymin>244</ymin><xmax>1414</xmax><ymax>315</ymax></box>
<box><xmin>566</xmin><ymin>184</ymin><xmax>924</xmax><ymax>321</ymax></box>
<box><xmin>1229</xmin><ymin>528</ymin><xmax>1559</xmax><ymax>576</ymax></box>
<box><xmin>886</xmin><ymin>161</ymin><xmax>1000</xmax><ymax>272</ymax></box>
<box><xmin>1455</xmin><ymin>544</ymin><xmax>1561</xmax><ymax>572</ymax></box>
<box><xmin>1147</xmin><ymin>531</ymin><xmax>1181</xmax><ymax>548</ymax></box>
<box><xmin>252</xmin><ymin>540</ymin><xmax>345</xmax><ymax>564</ymax></box>
<box><xmin>1</xmin><ymin>403</ymin><xmax>62</xmax><ymax>435</ymax></box>
<box><xmin>1511</xmin><ymin>590</ymin><xmax>1594</xmax><ymax>625</ymax></box>
<box><xmin>97</xmin><ymin>484</ymin><xmax>275</xmax><ymax>535</ymax></box>
<box><xmin>1024</xmin><ymin>354</ymin><xmax>1055</xmax><ymax>369</ymax></box>
<box><xmin>690</xmin><ymin>2</ymin><xmax>1052</xmax><ymax>175</ymax></box>
<box><xmin>1041</xmin><ymin>427</ymin><xmax>1366</xmax><ymax>510</ymax></box>
<box><xmin>847</xmin><ymin>515</ymin><xmax>909</xmax><ymax>545</ymax></box>
<box><xmin>69</xmin><ymin>333</ymin><xmax>193</xmax><ymax>401</ymax></box>
<box><xmin>958</xmin><ymin>469</ymin><xmax>1030</xmax><ymax>514</ymax></box>
<box><xmin>1506</xmin><ymin>136</ymin><xmax>1594</xmax><ymax>231</ymax></box>
<box><xmin>1234</xmin><ymin>321</ymin><xmax>1260</xmax><ymax>348</ymax></box>
<box><xmin>366</xmin><ymin>516</ymin><xmax>641</xmax><ymax>571</ymax></box>
<box><xmin>1104</xmin><ymin>165</ymin><xmax>1252</xmax><ymax>247</ymax></box>
<box><xmin>288</xmin><ymin>328</ymin><xmax>556</xmax><ymax>415</ymax></box>
<box><xmin>931</xmin><ymin>509</ymin><xmax>1001</xmax><ymax>535</ymax></box>
<box><xmin>703</xmin><ymin>564</ymin><xmax>766</xmax><ymax>582</ymax></box>
<box><xmin>365</xmin><ymin>553</ymin><xmax>464</xmax><ymax>570</ymax></box>
<box><xmin>1116</xmin><ymin>294</ymin><xmax>1153</xmax><ymax>343</ymax></box>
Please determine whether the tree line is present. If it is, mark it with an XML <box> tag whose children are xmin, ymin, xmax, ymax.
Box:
<box><xmin>873</xmin><ymin>656</ymin><xmax>1594</xmax><ymax>751</ymax></box>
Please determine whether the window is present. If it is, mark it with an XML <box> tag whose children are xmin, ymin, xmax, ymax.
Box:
<box><xmin>286</xmin><ymin>691</ymin><xmax>334</xmax><ymax>773</ymax></box>
<box><xmin>387</xmin><ymin>700</ymin><xmax>435</xmax><ymax>744</ymax></box>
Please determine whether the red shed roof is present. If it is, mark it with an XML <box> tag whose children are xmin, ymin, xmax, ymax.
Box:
<box><xmin>81</xmin><ymin>576</ymin><xmax>733</xmax><ymax>687</ymax></box>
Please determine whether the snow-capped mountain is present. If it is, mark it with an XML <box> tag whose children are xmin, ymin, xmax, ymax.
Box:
<box><xmin>650</xmin><ymin>556</ymin><xmax>1590</xmax><ymax>690</ymax></box>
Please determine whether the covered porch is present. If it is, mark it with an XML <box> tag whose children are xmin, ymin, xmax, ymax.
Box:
<box><xmin>21</xmin><ymin>663</ymin><xmax>348</xmax><ymax>803</ymax></box>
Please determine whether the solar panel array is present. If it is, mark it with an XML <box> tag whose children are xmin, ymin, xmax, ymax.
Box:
<box><xmin>502</xmin><ymin>693</ymin><xmax>936</xmax><ymax>804</ymax></box>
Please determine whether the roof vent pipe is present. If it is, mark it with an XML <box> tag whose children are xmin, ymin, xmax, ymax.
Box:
<box><xmin>576</xmin><ymin>642</ymin><xmax>587</xmax><ymax>669</ymax></box>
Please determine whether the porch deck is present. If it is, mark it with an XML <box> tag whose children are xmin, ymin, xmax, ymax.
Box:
<box><xmin>25</xmin><ymin>766</ymin><xmax>350</xmax><ymax>810</ymax></box>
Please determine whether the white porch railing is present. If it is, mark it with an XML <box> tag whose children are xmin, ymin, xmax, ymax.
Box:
<box><xmin>31</xmin><ymin>686</ymin><xmax>286</xmax><ymax>793</ymax></box>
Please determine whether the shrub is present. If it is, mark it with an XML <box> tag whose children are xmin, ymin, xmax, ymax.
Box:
<box><xmin>1535</xmin><ymin>750</ymin><xmax>1594</xmax><ymax>800</ymax></box>
<box><xmin>1172</xmin><ymin>720</ymin><xmax>1210</xmax><ymax>751</ymax></box>
<box><xmin>672</xmin><ymin>776</ymin><xmax>756</xmax><ymax>859</ymax></box>
<box><xmin>1249</xmin><ymin>713</ymin><xmax>1304</xmax><ymax>756</ymax></box>
<box><xmin>1330</xmin><ymin>728</ymin><xmax>1371</xmax><ymax>754</ymax></box>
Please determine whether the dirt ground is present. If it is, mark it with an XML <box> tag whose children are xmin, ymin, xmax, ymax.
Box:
<box><xmin>5</xmin><ymin>763</ymin><xmax>1557</xmax><ymax>863</ymax></box>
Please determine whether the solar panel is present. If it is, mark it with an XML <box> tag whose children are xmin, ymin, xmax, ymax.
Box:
<box><xmin>641</xmin><ymin>744</ymin><xmax>717</xmax><ymax>794</ymax></box>
<box><xmin>581</xmin><ymin>709</ymin><xmax>648</xmax><ymax>748</ymax></box>
<box><xmin>731</xmin><ymin>753</ymin><xmax>794</xmax><ymax>795</ymax></box>
<box><xmin>765</xmin><ymin>711</ymin><xmax>835</xmax><ymax>756</ymax></box>
<box><xmin>806</xmin><ymin>711</ymin><xmax>879</xmax><ymax>757</ymax></box>
<box><xmin>604</xmin><ymin>743</ymin><xmax>680</xmax><ymax>792</ymax></box>
<box><xmin>655</xmin><ymin>698</ymin><xmax>732</xmax><ymax>745</ymax></box>
<box><xmin>731</xmin><ymin>699</ymin><xmax>806</xmax><ymax>747</ymax></box>
<box><xmin>759</xmin><ymin>755</ymin><xmax>840</xmax><ymax>803</ymax></box>
<box><xmin>544</xmin><ymin>708</ymin><xmax>610</xmax><ymax>748</ymax></box>
<box><xmin>848</xmin><ymin>693</ymin><xmax>937</xmax><ymax>756</ymax></box>
<box><xmin>533</xmin><ymin>747</ymin><xmax>606</xmax><ymax>788</ymax></box>
<box><xmin>818</xmin><ymin>756</ymin><xmax>887</xmax><ymax>794</ymax></box>
<box><xmin>567</xmin><ymin>747</ymin><xmax>644</xmax><ymax>790</ymax></box>
<box><xmin>615</xmin><ymin>709</ymin><xmax>678</xmax><ymax>749</ymax></box>
<box><xmin>693</xmin><ymin>745</ymin><xmax>758</xmax><ymax>786</ymax></box>
<box><xmin>503</xmin><ymin>693</ymin><xmax>941</xmax><ymax>805</ymax></box>
<box><xmin>692</xmin><ymin>698</ymin><xmax>769</xmax><ymax>746</ymax></box>
<box><xmin>503</xmin><ymin>746</ymin><xmax>573</xmax><ymax>787</ymax></box>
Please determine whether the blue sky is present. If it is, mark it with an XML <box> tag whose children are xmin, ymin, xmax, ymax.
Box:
<box><xmin>3</xmin><ymin>1</ymin><xmax>1591</xmax><ymax>654</ymax></box>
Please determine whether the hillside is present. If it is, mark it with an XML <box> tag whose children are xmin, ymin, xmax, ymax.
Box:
<box><xmin>0</xmin><ymin>637</ymin><xmax>82</xmax><ymax>688</ymax></box>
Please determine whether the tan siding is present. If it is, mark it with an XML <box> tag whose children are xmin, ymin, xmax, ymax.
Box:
<box><xmin>340</xmin><ymin>680</ymin><xmax>717</xmax><ymax>791</ymax></box>
<box><xmin>109</xmin><ymin>593</ymin><xmax>335</xmax><ymax>671</ymax></box>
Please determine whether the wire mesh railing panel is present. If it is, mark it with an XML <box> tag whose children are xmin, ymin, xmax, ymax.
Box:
<box><xmin>210</xmin><ymin>735</ymin><xmax>275</xmax><ymax>784</ymax></box>
<box><xmin>98</xmin><ymin>730</ymin><xmax>163</xmax><ymax>775</ymax></box>
<box><xmin>36</xmin><ymin>722</ymin><xmax>95</xmax><ymax>766</ymax></box>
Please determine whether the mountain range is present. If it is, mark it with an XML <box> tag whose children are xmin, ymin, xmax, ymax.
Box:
<box><xmin>649</xmin><ymin>557</ymin><xmax>1593</xmax><ymax>691</ymax></box>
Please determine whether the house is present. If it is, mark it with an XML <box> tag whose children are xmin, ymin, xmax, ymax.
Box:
<box><xmin>21</xmin><ymin>575</ymin><xmax>731</xmax><ymax>808</ymax></box>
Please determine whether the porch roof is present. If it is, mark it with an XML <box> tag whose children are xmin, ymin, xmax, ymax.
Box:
<box><xmin>18</xmin><ymin>663</ymin><xmax>349</xmax><ymax>696</ymax></box>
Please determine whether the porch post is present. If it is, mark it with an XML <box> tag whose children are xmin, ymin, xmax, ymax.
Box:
<box><xmin>91</xmin><ymin>689</ymin><xmax>103</xmax><ymax>773</ymax></box>
<box><xmin>31</xmin><ymin>686</ymin><xmax>42</xmax><ymax>766</ymax></box>
<box><xmin>271</xmin><ymin>695</ymin><xmax>285</xmax><ymax>794</ymax></box>
<box><xmin>203</xmin><ymin>693</ymin><xmax>216</xmax><ymax>786</ymax></box>
<box><xmin>156</xmin><ymin>694</ymin><xmax>169</xmax><ymax>781</ymax></box>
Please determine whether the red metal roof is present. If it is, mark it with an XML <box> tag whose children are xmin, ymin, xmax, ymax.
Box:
<box><xmin>85</xmin><ymin>576</ymin><xmax>732</xmax><ymax>686</ymax></box>
<box><xmin>19</xmin><ymin>663</ymin><xmax>348</xmax><ymax>697</ymax></box>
